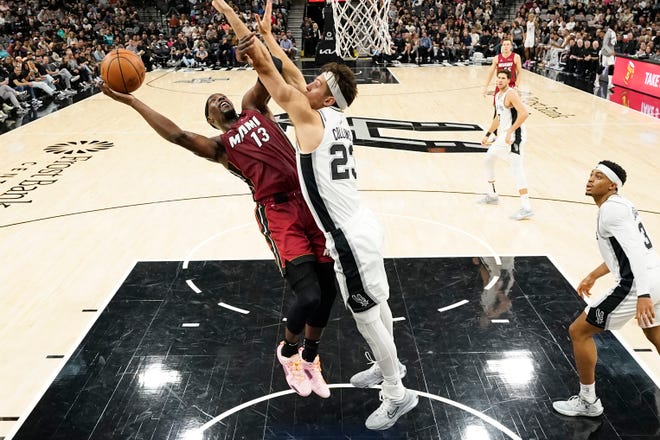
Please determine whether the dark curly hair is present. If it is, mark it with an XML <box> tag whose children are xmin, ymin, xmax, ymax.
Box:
<box><xmin>598</xmin><ymin>160</ymin><xmax>627</xmax><ymax>186</ymax></box>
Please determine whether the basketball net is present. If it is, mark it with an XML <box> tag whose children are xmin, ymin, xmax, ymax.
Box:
<box><xmin>330</xmin><ymin>0</ymin><xmax>393</xmax><ymax>58</ymax></box>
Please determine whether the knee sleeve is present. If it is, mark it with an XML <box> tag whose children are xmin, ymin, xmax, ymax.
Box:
<box><xmin>510</xmin><ymin>153</ymin><xmax>528</xmax><ymax>190</ymax></box>
<box><xmin>352</xmin><ymin>304</ymin><xmax>400</xmax><ymax>381</ymax></box>
<box><xmin>284</xmin><ymin>261</ymin><xmax>322</xmax><ymax>335</ymax></box>
<box><xmin>307</xmin><ymin>261</ymin><xmax>338</xmax><ymax>328</ymax></box>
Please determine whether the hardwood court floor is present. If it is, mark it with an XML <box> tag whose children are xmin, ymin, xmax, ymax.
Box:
<box><xmin>0</xmin><ymin>64</ymin><xmax>658</xmax><ymax>439</ymax></box>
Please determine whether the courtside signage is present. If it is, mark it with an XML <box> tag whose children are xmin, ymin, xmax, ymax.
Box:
<box><xmin>613</xmin><ymin>56</ymin><xmax>660</xmax><ymax>98</ymax></box>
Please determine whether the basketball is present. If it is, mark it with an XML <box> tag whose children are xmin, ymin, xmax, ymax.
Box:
<box><xmin>100</xmin><ymin>49</ymin><xmax>146</xmax><ymax>94</ymax></box>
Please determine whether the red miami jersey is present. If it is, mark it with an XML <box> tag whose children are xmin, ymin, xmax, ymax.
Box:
<box><xmin>497</xmin><ymin>52</ymin><xmax>517</xmax><ymax>87</ymax></box>
<box><xmin>220</xmin><ymin>109</ymin><xmax>299</xmax><ymax>201</ymax></box>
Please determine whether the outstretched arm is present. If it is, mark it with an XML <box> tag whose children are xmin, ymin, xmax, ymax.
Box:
<box><xmin>255</xmin><ymin>0</ymin><xmax>306</xmax><ymax>91</ymax></box>
<box><xmin>99</xmin><ymin>83</ymin><xmax>227</xmax><ymax>166</ymax></box>
<box><xmin>241</xmin><ymin>77</ymin><xmax>273</xmax><ymax>119</ymax></box>
<box><xmin>249</xmin><ymin>51</ymin><xmax>323</xmax><ymax>152</ymax></box>
<box><xmin>212</xmin><ymin>0</ymin><xmax>322</xmax><ymax>151</ymax></box>
<box><xmin>207</xmin><ymin>3</ymin><xmax>273</xmax><ymax>118</ymax></box>
<box><xmin>214</xmin><ymin>0</ymin><xmax>305</xmax><ymax>91</ymax></box>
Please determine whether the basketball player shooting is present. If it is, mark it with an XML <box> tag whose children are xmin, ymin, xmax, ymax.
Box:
<box><xmin>99</xmin><ymin>56</ymin><xmax>341</xmax><ymax>400</ymax></box>
<box><xmin>211</xmin><ymin>0</ymin><xmax>418</xmax><ymax>430</ymax></box>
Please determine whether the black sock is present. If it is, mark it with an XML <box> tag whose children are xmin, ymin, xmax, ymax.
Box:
<box><xmin>281</xmin><ymin>339</ymin><xmax>299</xmax><ymax>358</ymax></box>
<box><xmin>301</xmin><ymin>338</ymin><xmax>320</xmax><ymax>362</ymax></box>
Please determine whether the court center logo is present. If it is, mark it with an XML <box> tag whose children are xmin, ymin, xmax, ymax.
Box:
<box><xmin>274</xmin><ymin>114</ymin><xmax>485</xmax><ymax>153</ymax></box>
<box><xmin>44</xmin><ymin>140</ymin><xmax>114</xmax><ymax>155</ymax></box>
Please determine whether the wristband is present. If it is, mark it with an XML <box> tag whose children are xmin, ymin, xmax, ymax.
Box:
<box><xmin>638</xmin><ymin>294</ymin><xmax>651</xmax><ymax>298</ymax></box>
<box><xmin>485</xmin><ymin>131</ymin><xmax>492</xmax><ymax>137</ymax></box>
<box><xmin>271</xmin><ymin>55</ymin><xmax>283</xmax><ymax>75</ymax></box>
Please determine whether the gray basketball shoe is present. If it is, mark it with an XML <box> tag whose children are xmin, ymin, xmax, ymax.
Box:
<box><xmin>365</xmin><ymin>389</ymin><xmax>419</xmax><ymax>430</ymax></box>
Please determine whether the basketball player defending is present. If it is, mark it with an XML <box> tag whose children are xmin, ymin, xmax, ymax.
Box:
<box><xmin>99</xmin><ymin>62</ymin><xmax>338</xmax><ymax>399</ymax></box>
<box><xmin>482</xmin><ymin>37</ymin><xmax>522</xmax><ymax>98</ymax></box>
<box><xmin>479</xmin><ymin>69</ymin><xmax>533</xmax><ymax>220</ymax></box>
<box><xmin>211</xmin><ymin>0</ymin><xmax>418</xmax><ymax>430</ymax></box>
<box><xmin>553</xmin><ymin>161</ymin><xmax>660</xmax><ymax>417</ymax></box>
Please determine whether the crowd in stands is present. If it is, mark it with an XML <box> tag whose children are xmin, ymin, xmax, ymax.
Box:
<box><xmin>0</xmin><ymin>0</ymin><xmax>658</xmax><ymax>125</ymax></box>
<box><xmin>377</xmin><ymin>0</ymin><xmax>658</xmax><ymax>82</ymax></box>
<box><xmin>0</xmin><ymin>0</ymin><xmax>294</xmax><ymax>124</ymax></box>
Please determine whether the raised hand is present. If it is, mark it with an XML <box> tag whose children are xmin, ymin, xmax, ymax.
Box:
<box><xmin>255</xmin><ymin>0</ymin><xmax>273</xmax><ymax>36</ymax></box>
<box><xmin>99</xmin><ymin>82</ymin><xmax>134</xmax><ymax>105</ymax></box>
<box><xmin>235</xmin><ymin>34</ymin><xmax>257</xmax><ymax>64</ymax></box>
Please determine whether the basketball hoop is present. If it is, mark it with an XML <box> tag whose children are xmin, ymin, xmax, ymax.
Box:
<box><xmin>330</xmin><ymin>0</ymin><xmax>393</xmax><ymax>59</ymax></box>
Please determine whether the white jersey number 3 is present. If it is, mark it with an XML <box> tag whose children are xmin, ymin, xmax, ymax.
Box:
<box><xmin>639</xmin><ymin>222</ymin><xmax>653</xmax><ymax>250</ymax></box>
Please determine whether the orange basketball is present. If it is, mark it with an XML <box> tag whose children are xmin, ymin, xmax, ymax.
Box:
<box><xmin>100</xmin><ymin>49</ymin><xmax>146</xmax><ymax>93</ymax></box>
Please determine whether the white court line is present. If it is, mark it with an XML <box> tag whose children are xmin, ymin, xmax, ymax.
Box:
<box><xmin>182</xmin><ymin>323</ymin><xmax>200</xmax><ymax>328</ymax></box>
<box><xmin>182</xmin><ymin>223</ymin><xmax>252</xmax><ymax>269</ymax></box>
<box><xmin>187</xmin><ymin>279</ymin><xmax>249</xmax><ymax>315</ymax></box>
<box><xmin>381</xmin><ymin>213</ymin><xmax>501</xmax><ymax>267</ymax></box>
<box><xmin>181</xmin><ymin>223</ymin><xmax>254</xmax><ymax>315</ymax></box>
<box><xmin>491</xmin><ymin>319</ymin><xmax>510</xmax><ymax>324</ymax></box>
<box><xmin>415</xmin><ymin>389</ymin><xmax>521</xmax><ymax>439</ymax></box>
<box><xmin>484</xmin><ymin>275</ymin><xmax>500</xmax><ymax>290</ymax></box>
<box><xmin>438</xmin><ymin>299</ymin><xmax>469</xmax><ymax>312</ymax></box>
<box><xmin>3</xmin><ymin>261</ymin><xmax>138</xmax><ymax>440</ymax></box>
<box><xmin>185</xmin><ymin>279</ymin><xmax>202</xmax><ymax>293</ymax></box>
<box><xmin>195</xmin><ymin>384</ymin><xmax>521</xmax><ymax>439</ymax></box>
<box><xmin>218</xmin><ymin>302</ymin><xmax>250</xmax><ymax>315</ymax></box>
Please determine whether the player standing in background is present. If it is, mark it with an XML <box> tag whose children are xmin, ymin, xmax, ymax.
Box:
<box><xmin>597</xmin><ymin>26</ymin><xmax>617</xmax><ymax>90</ymax></box>
<box><xmin>478</xmin><ymin>69</ymin><xmax>533</xmax><ymax>220</ymax></box>
<box><xmin>523</xmin><ymin>13</ymin><xmax>536</xmax><ymax>67</ymax></box>
<box><xmin>483</xmin><ymin>38</ymin><xmax>522</xmax><ymax>97</ymax></box>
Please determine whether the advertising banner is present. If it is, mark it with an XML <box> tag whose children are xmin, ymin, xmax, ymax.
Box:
<box><xmin>612</xmin><ymin>56</ymin><xmax>660</xmax><ymax>99</ymax></box>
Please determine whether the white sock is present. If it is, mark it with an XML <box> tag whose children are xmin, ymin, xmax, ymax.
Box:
<box><xmin>382</xmin><ymin>379</ymin><xmax>406</xmax><ymax>400</ymax></box>
<box><xmin>579</xmin><ymin>382</ymin><xmax>596</xmax><ymax>403</ymax></box>
<box><xmin>521</xmin><ymin>194</ymin><xmax>531</xmax><ymax>210</ymax></box>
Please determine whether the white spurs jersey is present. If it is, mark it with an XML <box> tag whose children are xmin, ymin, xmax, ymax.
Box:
<box><xmin>597</xmin><ymin>194</ymin><xmax>660</xmax><ymax>295</ymax></box>
<box><xmin>297</xmin><ymin>107</ymin><xmax>362</xmax><ymax>233</ymax></box>
<box><xmin>526</xmin><ymin>20</ymin><xmax>535</xmax><ymax>39</ymax></box>
<box><xmin>495</xmin><ymin>88</ymin><xmax>527</xmax><ymax>143</ymax></box>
